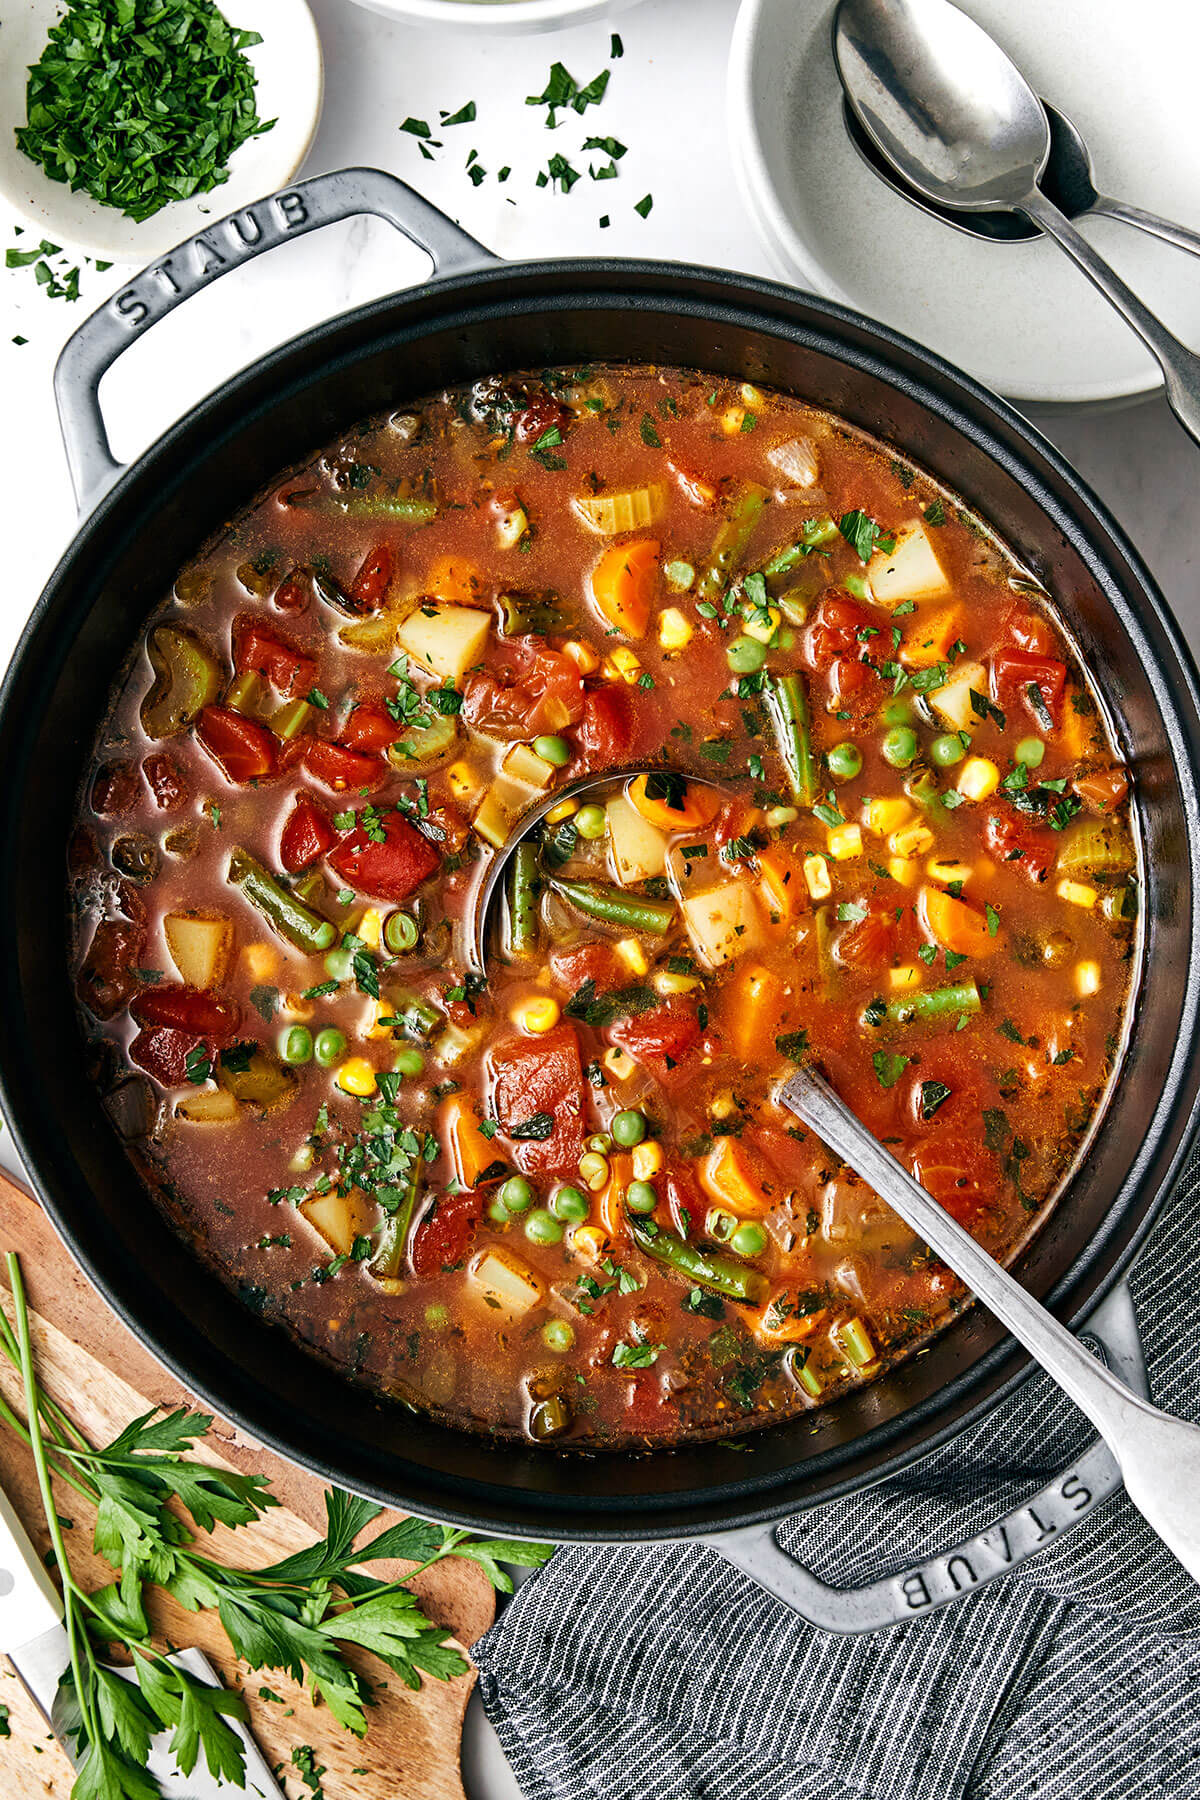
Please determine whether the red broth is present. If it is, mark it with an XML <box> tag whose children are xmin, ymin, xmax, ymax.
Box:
<box><xmin>71</xmin><ymin>365</ymin><xmax>1136</xmax><ymax>1447</ymax></box>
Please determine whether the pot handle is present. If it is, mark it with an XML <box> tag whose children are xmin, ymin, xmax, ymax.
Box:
<box><xmin>53</xmin><ymin>165</ymin><xmax>494</xmax><ymax>514</ymax></box>
<box><xmin>704</xmin><ymin>1280</ymin><xmax>1147</xmax><ymax>1634</ymax></box>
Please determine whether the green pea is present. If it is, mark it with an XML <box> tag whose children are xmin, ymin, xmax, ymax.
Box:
<box><xmin>827</xmin><ymin>741</ymin><xmax>862</xmax><ymax>782</ymax></box>
<box><xmin>393</xmin><ymin>1046</ymin><xmax>425</xmax><ymax>1078</ymax></box>
<box><xmin>726</xmin><ymin>635</ymin><xmax>767</xmax><ymax>674</ymax></box>
<box><xmin>881</xmin><ymin>725</ymin><xmax>918</xmax><ymax>768</ymax></box>
<box><xmin>930</xmin><ymin>732</ymin><xmax>966</xmax><ymax>768</ymax></box>
<box><xmin>575</xmin><ymin>803</ymin><xmax>607</xmax><ymax>840</ymax></box>
<box><xmin>542</xmin><ymin>1319</ymin><xmax>576</xmax><ymax>1352</ymax></box>
<box><xmin>323</xmin><ymin>946</ymin><xmax>354</xmax><ymax>983</ymax></box>
<box><xmin>551</xmin><ymin>1184</ymin><xmax>589</xmax><ymax>1222</ymax></box>
<box><xmin>499</xmin><ymin>1175</ymin><xmax>533</xmax><ymax>1214</ymax></box>
<box><xmin>625</xmin><ymin>1180</ymin><xmax>658</xmax><ymax>1215</ymax></box>
<box><xmin>882</xmin><ymin>697</ymin><xmax>913</xmax><ymax>726</ymax></box>
<box><xmin>533</xmin><ymin>734</ymin><xmax>571</xmax><ymax>767</ymax></box>
<box><xmin>278</xmin><ymin>1025</ymin><xmax>313</xmax><ymax>1066</ymax></box>
<box><xmin>524</xmin><ymin>1207</ymin><xmax>564</xmax><ymax>1245</ymax></box>
<box><xmin>730</xmin><ymin>1222</ymin><xmax>767</xmax><ymax>1258</ymax></box>
<box><xmin>487</xmin><ymin>1197</ymin><xmax>511</xmax><ymax>1225</ymax></box>
<box><xmin>1015</xmin><ymin>736</ymin><xmax>1045</xmax><ymax>768</ymax></box>
<box><xmin>611</xmin><ymin>1109</ymin><xmax>647</xmax><ymax>1148</ymax></box>
<box><xmin>383</xmin><ymin>910</ymin><xmax>419</xmax><ymax>954</ymax></box>
<box><xmin>313</xmin><ymin>1027</ymin><xmax>346</xmax><ymax>1068</ymax></box>
<box><xmin>425</xmin><ymin>1303</ymin><xmax>449</xmax><ymax>1328</ymax></box>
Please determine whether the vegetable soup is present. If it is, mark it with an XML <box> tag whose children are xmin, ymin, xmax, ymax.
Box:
<box><xmin>71</xmin><ymin>364</ymin><xmax>1136</xmax><ymax>1447</ymax></box>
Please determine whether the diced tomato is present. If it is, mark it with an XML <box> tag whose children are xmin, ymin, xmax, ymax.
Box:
<box><xmin>712</xmin><ymin>799</ymin><xmax>758</xmax><ymax>849</ymax></box>
<box><xmin>909</xmin><ymin>1136</ymin><xmax>996</xmax><ymax>1228</ymax></box>
<box><xmin>410</xmin><ymin>1193</ymin><xmax>483</xmax><ymax>1277</ymax></box>
<box><xmin>142</xmin><ymin>753</ymin><xmax>188</xmax><ymax>810</ymax></box>
<box><xmin>828</xmin><ymin>655</ymin><xmax>883</xmax><ymax>710</ymax></box>
<box><xmin>91</xmin><ymin>761</ymin><xmax>140</xmax><ymax>816</ymax></box>
<box><xmin>1073</xmin><ymin>765</ymin><xmax>1129</xmax><ymax>813</ymax></box>
<box><xmin>662</xmin><ymin>1164</ymin><xmax>704</xmax><ymax>1239</ymax></box>
<box><xmin>992</xmin><ymin>648</ymin><xmax>1067</xmax><ymax>729</ymax></box>
<box><xmin>609</xmin><ymin>1002</ymin><xmax>702</xmax><ymax>1081</ymax></box>
<box><xmin>985</xmin><ymin>809</ymin><xmax>1055</xmax><ymax>884</ymax></box>
<box><xmin>512</xmin><ymin>392</ymin><xmax>571</xmax><ymax>444</ymax></box>
<box><xmin>348</xmin><ymin>543</ymin><xmax>393</xmax><ymax>614</ymax></box>
<box><xmin>128</xmin><ymin>1025</ymin><xmax>202</xmax><ymax>1088</ymax></box>
<box><xmin>196</xmin><ymin>706</ymin><xmax>279</xmax><ymax>784</ymax></box>
<box><xmin>1006</xmin><ymin>610</ymin><xmax>1061</xmax><ymax>659</ymax></box>
<box><xmin>462</xmin><ymin>644</ymin><xmax>585</xmax><ymax>741</ymax></box>
<box><xmin>835</xmin><ymin>905</ymin><xmax>897</xmax><ymax>970</ymax></box>
<box><xmin>489</xmin><ymin>1023</ymin><xmax>588</xmax><ymax>1176</ymax></box>
<box><xmin>303</xmin><ymin>738</ymin><xmax>385</xmax><ymax>793</ymax></box>
<box><xmin>234</xmin><ymin>621</ymin><xmax>317</xmax><ymax>698</ymax></box>
<box><xmin>132</xmin><ymin>986</ymin><xmax>240</xmax><ymax>1038</ymax></box>
<box><xmin>273</xmin><ymin>567</ymin><xmax>311</xmax><ymax>614</ymax></box>
<box><xmin>577</xmin><ymin>685</ymin><xmax>635</xmax><ymax>767</ymax></box>
<box><xmin>550</xmin><ymin>940</ymin><xmax>624</xmax><ymax>994</ymax></box>
<box><xmin>328</xmin><ymin>809</ymin><xmax>440</xmax><ymax>901</ymax></box>
<box><xmin>77</xmin><ymin>920</ymin><xmax>145</xmax><ymax>1019</ymax></box>
<box><xmin>279</xmin><ymin>794</ymin><xmax>337</xmax><ymax>872</ymax></box>
<box><xmin>341</xmin><ymin>704</ymin><xmax>398</xmax><ymax>753</ymax></box>
<box><xmin>804</xmin><ymin>596</ymin><xmax>871</xmax><ymax>670</ymax></box>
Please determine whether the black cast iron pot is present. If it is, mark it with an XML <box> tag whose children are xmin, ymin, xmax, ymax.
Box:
<box><xmin>3</xmin><ymin>169</ymin><xmax>1199</xmax><ymax>1631</ymax></box>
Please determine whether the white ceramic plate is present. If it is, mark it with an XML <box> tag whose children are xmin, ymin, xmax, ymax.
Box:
<box><xmin>343</xmin><ymin>0</ymin><xmax>643</xmax><ymax>33</ymax></box>
<box><xmin>0</xmin><ymin>0</ymin><xmax>323</xmax><ymax>261</ymax></box>
<box><xmin>728</xmin><ymin>0</ymin><xmax>1200</xmax><ymax>407</ymax></box>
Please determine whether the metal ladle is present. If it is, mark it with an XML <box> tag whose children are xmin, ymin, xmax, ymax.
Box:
<box><xmin>843</xmin><ymin>95</ymin><xmax>1200</xmax><ymax>253</ymax></box>
<box><xmin>833</xmin><ymin>0</ymin><xmax>1200</xmax><ymax>445</ymax></box>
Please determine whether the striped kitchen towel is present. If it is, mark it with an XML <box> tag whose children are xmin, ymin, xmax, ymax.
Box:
<box><xmin>473</xmin><ymin>1152</ymin><xmax>1200</xmax><ymax>1800</ymax></box>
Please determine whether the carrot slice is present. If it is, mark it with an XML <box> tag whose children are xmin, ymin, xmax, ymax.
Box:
<box><xmin>698</xmin><ymin>1137</ymin><xmax>774</xmax><ymax>1216</ymax></box>
<box><xmin>440</xmin><ymin>1093</ymin><xmax>500</xmax><ymax>1189</ymax></box>
<box><xmin>920</xmin><ymin>885</ymin><xmax>1000</xmax><ymax>959</ymax></box>
<box><xmin>589</xmin><ymin>539</ymin><xmax>659</xmax><ymax>638</ymax></box>
<box><xmin>627</xmin><ymin>773</ymin><xmax>722</xmax><ymax>832</ymax></box>
<box><xmin>426</xmin><ymin>555</ymin><xmax>484</xmax><ymax>604</ymax></box>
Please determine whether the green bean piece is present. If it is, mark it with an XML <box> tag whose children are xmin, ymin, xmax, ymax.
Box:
<box><xmin>393</xmin><ymin>991</ymin><xmax>443</xmax><ymax>1039</ymax></box>
<box><xmin>507</xmin><ymin>843</ymin><xmax>542</xmax><ymax>956</ymax></box>
<box><xmin>885</xmin><ymin>979</ymin><xmax>982</xmax><ymax>1026</ymax></box>
<box><xmin>224</xmin><ymin>670</ymin><xmax>265</xmax><ymax>716</ymax></box>
<box><xmin>697</xmin><ymin>483</ymin><xmax>768</xmax><ymax>601</ymax></box>
<box><xmin>331</xmin><ymin>494</ymin><xmax>438</xmax><ymax>523</ymax></box>
<box><xmin>764</xmin><ymin>673</ymin><xmax>818</xmax><ymax>807</ymax></box>
<box><xmin>270</xmin><ymin>698</ymin><xmax>312</xmax><ymax>741</ymax></box>
<box><xmin>498</xmin><ymin>591</ymin><xmax>574</xmax><ymax>636</ymax></box>
<box><xmin>216</xmin><ymin>1046</ymin><xmax>297</xmax><ymax>1109</ymax></box>
<box><xmin>371</xmin><ymin>1153</ymin><xmax>424</xmax><ymax>1279</ymax></box>
<box><xmin>629</xmin><ymin>1220</ymin><xmax>769</xmax><ymax>1305</ymax></box>
<box><xmin>551</xmin><ymin>878</ymin><xmax>676</xmax><ymax>936</ymax></box>
<box><xmin>228</xmin><ymin>848</ymin><xmax>337</xmax><ymax>955</ymax></box>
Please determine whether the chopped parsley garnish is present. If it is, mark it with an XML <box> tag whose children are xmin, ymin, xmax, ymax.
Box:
<box><xmin>837</xmin><ymin>510</ymin><xmax>896</xmax><ymax>563</ymax></box>
<box><xmin>920</xmin><ymin>1080</ymin><xmax>952</xmax><ymax>1119</ymax></box>
<box><xmin>872</xmin><ymin>1051</ymin><xmax>910</xmax><ymax>1089</ymax></box>
<box><xmin>775</xmin><ymin>1031</ymin><xmax>810</xmax><ymax>1062</ymax></box>
<box><xmin>640</xmin><ymin>413</ymin><xmax>662</xmax><ymax>448</ymax></box>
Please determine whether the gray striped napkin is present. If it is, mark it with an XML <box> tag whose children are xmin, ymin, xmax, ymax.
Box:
<box><xmin>473</xmin><ymin>1152</ymin><xmax>1200</xmax><ymax>1800</ymax></box>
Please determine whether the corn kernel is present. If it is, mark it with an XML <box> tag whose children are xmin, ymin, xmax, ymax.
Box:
<box><xmin>601</xmin><ymin>646</ymin><xmax>642</xmax><ymax>685</ymax></box>
<box><xmin>579</xmin><ymin>1152</ymin><xmax>610</xmax><ymax>1191</ymax></box>
<box><xmin>863</xmin><ymin>796</ymin><xmax>915</xmax><ymax>836</ymax></box>
<box><xmin>887</xmin><ymin>856</ymin><xmax>921</xmax><ymax>887</ymax></box>
<box><xmin>803</xmin><ymin>853</ymin><xmax>832</xmax><ymax>900</ymax></box>
<box><xmin>545</xmin><ymin>797</ymin><xmax>579</xmax><ymax>826</ymax></box>
<box><xmin>615</xmin><ymin>938</ymin><xmax>649</xmax><ymax>977</ymax></box>
<box><xmin>827</xmin><ymin>822</ymin><xmax>864</xmax><ymax>861</ymax></box>
<box><xmin>632</xmin><ymin>1141</ymin><xmax>665</xmax><ymax>1180</ymax></box>
<box><xmin>658</xmin><ymin>607</ymin><xmax>694</xmax><ymax>653</ymax></box>
<box><xmin>1057</xmin><ymin>878</ymin><xmax>1098</xmax><ymax>910</ymax></box>
<box><xmin>927</xmin><ymin>856</ymin><xmax>973</xmax><ymax>887</ymax></box>
<box><xmin>721</xmin><ymin>406</ymin><xmax>746</xmax><ymax>435</ymax></box>
<box><xmin>364</xmin><ymin>998</ymin><xmax>398</xmax><ymax>1041</ymax></box>
<box><xmin>356</xmin><ymin>907</ymin><xmax>384</xmax><ymax>950</ymax></box>
<box><xmin>1075</xmin><ymin>960</ymin><xmax>1102</xmax><ymax>998</ymax></box>
<box><xmin>957</xmin><ymin>757</ymin><xmax>1001</xmax><ymax>801</ymax></box>
<box><xmin>765</xmin><ymin>805</ymin><xmax>799</xmax><ymax>829</ymax></box>
<box><xmin>743</xmin><ymin>604</ymin><xmax>781</xmax><ymax>646</ymax></box>
<box><xmin>337</xmin><ymin>1058</ymin><xmax>377</xmax><ymax>1098</ymax></box>
<box><xmin>242</xmin><ymin>942</ymin><xmax>281</xmax><ymax>984</ymax></box>
<box><xmin>654</xmin><ymin>969</ymin><xmax>701</xmax><ymax>995</ymax></box>
<box><xmin>496</xmin><ymin>503</ymin><xmax>528</xmax><ymax>550</ymax></box>
<box><xmin>447</xmin><ymin>761</ymin><xmax>479</xmax><ymax>803</ymax></box>
<box><xmin>572</xmin><ymin>1225</ymin><xmax>609</xmax><ymax>1261</ymax></box>
<box><xmin>889</xmin><ymin>964</ymin><xmax>923</xmax><ymax>992</ymax></box>
<box><xmin>563</xmin><ymin>639</ymin><xmax>600</xmax><ymax>675</ymax></box>
<box><xmin>888</xmin><ymin>821</ymin><xmax>935</xmax><ymax>861</ymax></box>
<box><xmin>710</xmin><ymin>1089</ymin><xmax>737</xmax><ymax>1120</ymax></box>
<box><xmin>602</xmin><ymin>1045</ymin><xmax>637</xmax><ymax>1082</ymax></box>
<box><xmin>376</xmin><ymin>1276</ymin><xmax>406</xmax><ymax>1296</ymax></box>
<box><xmin>740</xmin><ymin>382</ymin><xmax>765</xmax><ymax>406</ymax></box>
<box><xmin>511</xmin><ymin>995</ymin><xmax>561</xmax><ymax>1034</ymax></box>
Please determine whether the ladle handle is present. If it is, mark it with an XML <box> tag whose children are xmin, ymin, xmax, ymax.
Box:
<box><xmin>1092</xmin><ymin>195</ymin><xmax>1200</xmax><ymax>262</ymax></box>
<box><xmin>1021</xmin><ymin>189</ymin><xmax>1200</xmax><ymax>447</ymax></box>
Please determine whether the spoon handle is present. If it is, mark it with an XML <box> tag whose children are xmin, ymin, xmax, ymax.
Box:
<box><xmin>1021</xmin><ymin>190</ymin><xmax>1200</xmax><ymax>447</ymax></box>
<box><xmin>1091</xmin><ymin>195</ymin><xmax>1200</xmax><ymax>262</ymax></box>
<box><xmin>781</xmin><ymin>1066</ymin><xmax>1200</xmax><ymax>1583</ymax></box>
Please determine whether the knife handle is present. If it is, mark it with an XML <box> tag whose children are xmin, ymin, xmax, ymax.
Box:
<box><xmin>0</xmin><ymin>1479</ymin><xmax>64</xmax><ymax>1651</ymax></box>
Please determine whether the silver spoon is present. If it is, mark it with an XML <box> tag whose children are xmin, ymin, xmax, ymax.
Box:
<box><xmin>833</xmin><ymin>0</ymin><xmax>1200</xmax><ymax>444</ymax></box>
<box><xmin>781</xmin><ymin>1064</ymin><xmax>1200</xmax><ymax>1585</ymax></box>
<box><xmin>843</xmin><ymin>95</ymin><xmax>1200</xmax><ymax>254</ymax></box>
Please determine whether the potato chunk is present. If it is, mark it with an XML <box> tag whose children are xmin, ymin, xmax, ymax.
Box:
<box><xmin>868</xmin><ymin>521</ymin><xmax>950</xmax><ymax>606</ymax></box>
<box><xmin>469</xmin><ymin>1247</ymin><xmax>545</xmax><ymax>1316</ymax></box>
<box><xmin>397</xmin><ymin>603</ymin><xmax>491</xmax><ymax>682</ymax></box>
<box><xmin>164</xmin><ymin>912</ymin><xmax>233</xmax><ymax>990</ymax></box>
<box><xmin>681</xmin><ymin>881</ymin><xmax>762</xmax><ymax>969</ymax></box>
<box><xmin>928</xmin><ymin>659</ymin><xmax>987</xmax><ymax>731</ymax></box>
<box><xmin>301</xmin><ymin>1188</ymin><xmax>374</xmax><ymax>1258</ymax></box>
<box><xmin>606</xmin><ymin>793</ymin><xmax>668</xmax><ymax>886</ymax></box>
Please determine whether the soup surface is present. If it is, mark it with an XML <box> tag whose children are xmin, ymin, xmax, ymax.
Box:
<box><xmin>71</xmin><ymin>364</ymin><xmax>1136</xmax><ymax>1447</ymax></box>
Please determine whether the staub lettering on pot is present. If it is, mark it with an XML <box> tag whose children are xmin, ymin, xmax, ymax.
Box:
<box><xmin>894</xmin><ymin>1469</ymin><xmax>1097</xmax><ymax>1612</ymax></box>
<box><xmin>110</xmin><ymin>192</ymin><xmax>310</xmax><ymax>330</ymax></box>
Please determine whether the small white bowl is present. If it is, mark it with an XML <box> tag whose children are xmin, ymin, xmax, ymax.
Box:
<box><xmin>343</xmin><ymin>0</ymin><xmax>644</xmax><ymax>33</ymax></box>
<box><xmin>729</xmin><ymin>0</ymin><xmax>1200</xmax><ymax>408</ymax></box>
<box><xmin>0</xmin><ymin>0</ymin><xmax>324</xmax><ymax>262</ymax></box>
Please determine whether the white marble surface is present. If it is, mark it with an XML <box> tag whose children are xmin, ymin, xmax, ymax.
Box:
<box><xmin>1</xmin><ymin>1</ymin><xmax>1198</xmax><ymax>1794</ymax></box>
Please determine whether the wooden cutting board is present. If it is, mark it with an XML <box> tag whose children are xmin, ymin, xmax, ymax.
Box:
<box><xmin>0</xmin><ymin>1172</ymin><xmax>497</xmax><ymax>1800</ymax></box>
